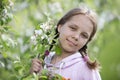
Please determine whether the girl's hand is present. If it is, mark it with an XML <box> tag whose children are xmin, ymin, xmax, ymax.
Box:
<box><xmin>30</xmin><ymin>58</ymin><xmax>43</xmax><ymax>74</ymax></box>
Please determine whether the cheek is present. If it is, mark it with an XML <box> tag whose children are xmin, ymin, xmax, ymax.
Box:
<box><xmin>78</xmin><ymin>40</ymin><xmax>88</xmax><ymax>49</ymax></box>
<box><xmin>59</xmin><ymin>28</ymin><xmax>71</xmax><ymax>39</ymax></box>
<box><xmin>58</xmin><ymin>32</ymin><xmax>66</xmax><ymax>43</ymax></box>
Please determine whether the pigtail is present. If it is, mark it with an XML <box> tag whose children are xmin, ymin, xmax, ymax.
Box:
<box><xmin>79</xmin><ymin>45</ymin><xmax>100</xmax><ymax>69</ymax></box>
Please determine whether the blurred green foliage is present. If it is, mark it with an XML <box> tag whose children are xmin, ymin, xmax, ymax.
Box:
<box><xmin>0</xmin><ymin>0</ymin><xmax>120</xmax><ymax>80</ymax></box>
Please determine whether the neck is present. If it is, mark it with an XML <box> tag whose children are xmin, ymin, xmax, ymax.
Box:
<box><xmin>51</xmin><ymin>50</ymin><xmax>77</xmax><ymax>64</ymax></box>
<box><xmin>59</xmin><ymin>50</ymin><xmax>76</xmax><ymax>59</ymax></box>
<box><xmin>57</xmin><ymin>43</ymin><xmax>77</xmax><ymax>59</ymax></box>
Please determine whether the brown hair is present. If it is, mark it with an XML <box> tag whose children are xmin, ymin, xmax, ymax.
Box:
<box><xmin>49</xmin><ymin>7</ymin><xmax>100</xmax><ymax>69</ymax></box>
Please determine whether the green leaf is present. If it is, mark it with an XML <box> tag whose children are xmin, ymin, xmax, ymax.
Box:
<box><xmin>54</xmin><ymin>74</ymin><xmax>62</xmax><ymax>80</ymax></box>
<box><xmin>2</xmin><ymin>52</ymin><xmax>8</xmax><ymax>58</ymax></box>
<box><xmin>40</xmin><ymin>69</ymin><xmax>49</xmax><ymax>75</ymax></box>
<box><xmin>54</xmin><ymin>44</ymin><xmax>61</xmax><ymax>55</ymax></box>
<box><xmin>39</xmin><ymin>76</ymin><xmax>47</xmax><ymax>79</ymax></box>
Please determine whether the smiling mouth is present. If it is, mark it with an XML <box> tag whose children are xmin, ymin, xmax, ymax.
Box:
<box><xmin>66</xmin><ymin>39</ymin><xmax>77</xmax><ymax>46</ymax></box>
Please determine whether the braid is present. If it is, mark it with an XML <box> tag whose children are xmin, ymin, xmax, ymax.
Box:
<box><xmin>79</xmin><ymin>45</ymin><xmax>100</xmax><ymax>69</ymax></box>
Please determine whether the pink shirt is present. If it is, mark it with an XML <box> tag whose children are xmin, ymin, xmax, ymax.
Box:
<box><xmin>44</xmin><ymin>52</ymin><xmax>101</xmax><ymax>80</ymax></box>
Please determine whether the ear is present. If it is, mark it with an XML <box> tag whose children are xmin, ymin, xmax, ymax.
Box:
<box><xmin>57</xmin><ymin>25</ymin><xmax>62</xmax><ymax>33</ymax></box>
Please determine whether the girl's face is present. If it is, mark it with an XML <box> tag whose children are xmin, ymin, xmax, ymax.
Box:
<box><xmin>58</xmin><ymin>14</ymin><xmax>93</xmax><ymax>53</ymax></box>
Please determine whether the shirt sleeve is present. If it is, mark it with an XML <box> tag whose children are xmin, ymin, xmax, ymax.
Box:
<box><xmin>80</xmin><ymin>62</ymin><xmax>101</xmax><ymax>80</ymax></box>
<box><xmin>83</xmin><ymin>69</ymin><xmax>102</xmax><ymax>80</ymax></box>
<box><xmin>93</xmin><ymin>70</ymin><xmax>101</xmax><ymax>80</ymax></box>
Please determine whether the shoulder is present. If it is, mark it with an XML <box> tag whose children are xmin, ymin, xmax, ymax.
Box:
<box><xmin>85</xmin><ymin>69</ymin><xmax>101</xmax><ymax>80</ymax></box>
<box><xmin>79</xmin><ymin>62</ymin><xmax>101</xmax><ymax>80</ymax></box>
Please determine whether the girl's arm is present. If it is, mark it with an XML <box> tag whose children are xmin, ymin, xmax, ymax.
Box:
<box><xmin>83</xmin><ymin>69</ymin><xmax>101</xmax><ymax>80</ymax></box>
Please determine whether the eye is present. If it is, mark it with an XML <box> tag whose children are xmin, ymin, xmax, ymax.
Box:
<box><xmin>81</xmin><ymin>33</ymin><xmax>89</xmax><ymax>39</ymax></box>
<box><xmin>69</xmin><ymin>26</ymin><xmax>77</xmax><ymax>31</ymax></box>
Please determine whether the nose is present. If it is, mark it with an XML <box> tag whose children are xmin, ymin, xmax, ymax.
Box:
<box><xmin>72</xmin><ymin>33</ymin><xmax>79</xmax><ymax>41</ymax></box>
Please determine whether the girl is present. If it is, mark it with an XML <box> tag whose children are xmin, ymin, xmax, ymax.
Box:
<box><xmin>31</xmin><ymin>7</ymin><xmax>101</xmax><ymax>80</ymax></box>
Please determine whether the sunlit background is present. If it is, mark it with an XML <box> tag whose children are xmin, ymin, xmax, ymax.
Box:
<box><xmin>0</xmin><ymin>0</ymin><xmax>120</xmax><ymax>80</ymax></box>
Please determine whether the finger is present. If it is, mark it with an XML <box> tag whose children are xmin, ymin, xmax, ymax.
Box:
<box><xmin>32</xmin><ymin>65</ymin><xmax>42</xmax><ymax>72</ymax></box>
<box><xmin>33</xmin><ymin>63</ymin><xmax>41</xmax><ymax>68</ymax></box>
<box><xmin>32</xmin><ymin>62</ymin><xmax>40</xmax><ymax>67</ymax></box>
<box><xmin>32</xmin><ymin>58</ymin><xmax>42</xmax><ymax>64</ymax></box>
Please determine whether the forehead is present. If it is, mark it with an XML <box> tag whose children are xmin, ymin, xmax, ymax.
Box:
<box><xmin>67</xmin><ymin>14</ymin><xmax>93</xmax><ymax>32</ymax></box>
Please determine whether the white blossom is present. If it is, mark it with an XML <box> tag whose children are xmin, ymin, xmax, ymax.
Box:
<box><xmin>20</xmin><ymin>44</ymin><xmax>29</xmax><ymax>53</ymax></box>
<box><xmin>49</xmin><ymin>2</ymin><xmax>63</xmax><ymax>14</ymax></box>
<box><xmin>0</xmin><ymin>45</ymin><xmax>3</xmax><ymax>48</ymax></box>
<box><xmin>35</xmin><ymin>29</ymin><xmax>43</xmax><ymax>36</ymax></box>
<box><xmin>31</xmin><ymin>35</ymin><xmax>36</xmax><ymax>40</ymax></box>
<box><xmin>25</xmin><ymin>28</ymin><xmax>34</xmax><ymax>37</ymax></box>
<box><xmin>8</xmin><ymin>38</ymin><xmax>17</xmax><ymax>47</ymax></box>
<box><xmin>9</xmin><ymin>0</ymin><xmax>14</xmax><ymax>7</ymax></box>
<box><xmin>30</xmin><ymin>35</ymin><xmax>37</xmax><ymax>45</ymax></box>
<box><xmin>0</xmin><ymin>61</ymin><xmax>5</xmax><ymax>67</ymax></box>
<box><xmin>1</xmin><ymin>34</ymin><xmax>17</xmax><ymax>47</ymax></box>
<box><xmin>1</xmin><ymin>34</ymin><xmax>7</xmax><ymax>41</ymax></box>
<box><xmin>40</xmin><ymin>22</ymin><xmax>52</xmax><ymax>32</ymax></box>
<box><xmin>3</xmin><ymin>9</ymin><xmax>7</xmax><ymax>14</ymax></box>
<box><xmin>13</xmin><ymin>56</ymin><xmax>20</xmax><ymax>63</ymax></box>
<box><xmin>41</xmin><ymin>34</ymin><xmax>48</xmax><ymax>40</ymax></box>
<box><xmin>34</xmin><ymin>11</ymin><xmax>43</xmax><ymax>20</ymax></box>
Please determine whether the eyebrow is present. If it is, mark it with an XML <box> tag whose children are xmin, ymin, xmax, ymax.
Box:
<box><xmin>69</xmin><ymin>23</ymin><xmax>91</xmax><ymax>37</ymax></box>
<box><xmin>69</xmin><ymin>23</ymin><xmax>79</xmax><ymax>28</ymax></box>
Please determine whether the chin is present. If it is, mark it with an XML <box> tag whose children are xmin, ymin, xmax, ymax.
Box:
<box><xmin>64</xmin><ymin>48</ymin><xmax>77</xmax><ymax>53</ymax></box>
<box><xmin>60</xmin><ymin>42</ymin><xmax>78</xmax><ymax>53</ymax></box>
